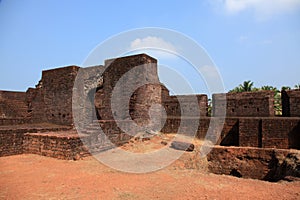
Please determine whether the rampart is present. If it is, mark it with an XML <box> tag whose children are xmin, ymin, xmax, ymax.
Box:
<box><xmin>212</xmin><ymin>91</ymin><xmax>275</xmax><ymax>117</ymax></box>
<box><xmin>0</xmin><ymin>53</ymin><xmax>299</xmax><ymax>180</ymax></box>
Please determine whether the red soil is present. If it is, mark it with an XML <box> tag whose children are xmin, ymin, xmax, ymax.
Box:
<box><xmin>0</xmin><ymin>154</ymin><xmax>299</xmax><ymax>200</ymax></box>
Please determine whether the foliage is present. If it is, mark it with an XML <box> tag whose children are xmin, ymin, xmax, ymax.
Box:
<box><xmin>281</xmin><ymin>86</ymin><xmax>291</xmax><ymax>91</ymax></box>
<box><xmin>207</xmin><ymin>98</ymin><xmax>212</xmax><ymax>117</ymax></box>
<box><xmin>229</xmin><ymin>80</ymin><xmax>254</xmax><ymax>93</ymax></box>
<box><xmin>261</xmin><ymin>85</ymin><xmax>278</xmax><ymax>91</ymax></box>
<box><xmin>227</xmin><ymin>81</ymin><xmax>300</xmax><ymax>116</ymax></box>
<box><xmin>259</xmin><ymin>85</ymin><xmax>281</xmax><ymax>115</ymax></box>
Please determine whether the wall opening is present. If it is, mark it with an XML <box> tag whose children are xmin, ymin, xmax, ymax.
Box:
<box><xmin>288</xmin><ymin>121</ymin><xmax>300</xmax><ymax>149</ymax></box>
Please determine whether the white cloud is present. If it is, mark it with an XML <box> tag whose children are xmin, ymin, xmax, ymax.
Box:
<box><xmin>130</xmin><ymin>36</ymin><xmax>177</xmax><ymax>53</ymax></box>
<box><xmin>221</xmin><ymin>0</ymin><xmax>300</xmax><ymax>18</ymax></box>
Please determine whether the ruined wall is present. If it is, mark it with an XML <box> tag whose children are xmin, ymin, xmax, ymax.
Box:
<box><xmin>262</xmin><ymin>118</ymin><xmax>300</xmax><ymax>149</ymax></box>
<box><xmin>71</xmin><ymin>66</ymin><xmax>104</xmax><ymax>129</ymax></box>
<box><xmin>25</xmin><ymin>88</ymin><xmax>46</xmax><ymax>123</ymax></box>
<box><xmin>0</xmin><ymin>125</ymin><xmax>75</xmax><ymax>159</ymax></box>
<box><xmin>163</xmin><ymin>94</ymin><xmax>208</xmax><ymax>117</ymax></box>
<box><xmin>40</xmin><ymin>66</ymin><xmax>80</xmax><ymax>125</ymax></box>
<box><xmin>0</xmin><ymin>132</ymin><xmax>24</xmax><ymax>156</ymax></box>
<box><xmin>239</xmin><ymin>118</ymin><xmax>262</xmax><ymax>148</ymax></box>
<box><xmin>0</xmin><ymin>91</ymin><xmax>28</xmax><ymax>119</ymax></box>
<box><xmin>0</xmin><ymin>118</ymin><xmax>31</xmax><ymax>126</ymax></box>
<box><xmin>162</xmin><ymin>116</ymin><xmax>299</xmax><ymax>150</ymax></box>
<box><xmin>0</xmin><ymin>130</ymin><xmax>89</xmax><ymax>160</ymax></box>
<box><xmin>282</xmin><ymin>89</ymin><xmax>300</xmax><ymax>117</ymax></box>
<box><xmin>239</xmin><ymin>117</ymin><xmax>300</xmax><ymax>150</ymax></box>
<box><xmin>217</xmin><ymin>117</ymin><xmax>239</xmax><ymax>146</ymax></box>
<box><xmin>207</xmin><ymin>146</ymin><xmax>300</xmax><ymax>181</ymax></box>
<box><xmin>161</xmin><ymin>117</ymin><xmax>239</xmax><ymax>146</ymax></box>
<box><xmin>98</xmin><ymin>120</ymin><xmax>133</xmax><ymax>146</ymax></box>
<box><xmin>23</xmin><ymin>132</ymin><xmax>89</xmax><ymax>160</ymax></box>
<box><xmin>212</xmin><ymin>91</ymin><xmax>275</xmax><ymax>117</ymax></box>
<box><xmin>129</xmin><ymin>83</ymin><xmax>163</xmax><ymax>126</ymax></box>
<box><xmin>97</xmin><ymin>54</ymin><xmax>161</xmax><ymax>126</ymax></box>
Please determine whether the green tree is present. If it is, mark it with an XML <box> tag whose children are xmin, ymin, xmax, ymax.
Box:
<box><xmin>229</xmin><ymin>86</ymin><xmax>243</xmax><ymax>93</ymax></box>
<box><xmin>229</xmin><ymin>80</ymin><xmax>255</xmax><ymax>93</ymax></box>
<box><xmin>261</xmin><ymin>85</ymin><xmax>278</xmax><ymax>91</ymax></box>
<box><xmin>294</xmin><ymin>84</ymin><xmax>300</xmax><ymax>89</ymax></box>
<box><xmin>281</xmin><ymin>86</ymin><xmax>291</xmax><ymax>91</ymax></box>
<box><xmin>240</xmin><ymin>80</ymin><xmax>254</xmax><ymax>92</ymax></box>
<box><xmin>207</xmin><ymin>98</ymin><xmax>212</xmax><ymax>117</ymax></box>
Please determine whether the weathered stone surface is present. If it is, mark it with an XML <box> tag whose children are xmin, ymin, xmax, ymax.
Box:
<box><xmin>0</xmin><ymin>125</ymin><xmax>72</xmax><ymax>158</ymax></box>
<box><xmin>262</xmin><ymin>118</ymin><xmax>300</xmax><ymax>149</ymax></box>
<box><xmin>239</xmin><ymin>118</ymin><xmax>261</xmax><ymax>147</ymax></box>
<box><xmin>207</xmin><ymin>146</ymin><xmax>300</xmax><ymax>181</ymax></box>
<box><xmin>212</xmin><ymin>91</ymin><xmax>275</xmax><ymax>117</ymax></box>
<box><xmin>161</xmin><ymin>117</ymin><xmax>239</xmax><ymax>146</ymax></box>
<box><xmin>163</xmin><ymin>94</ymin><xmax>208</xmax><ymax>117</ymax></box>
<box><xmin>0</xmin><ymin>132</ymin><xmax>24</xmax><ymax>156</ymax></box>
<box><xmin>23</xmin><ymin>132</ymin><xmax>90</xmax><ymax>160</ymax></box>
<box><xmin>97</xmin><ymin>54</ymin><xmax>161</xmax><ymax>125</ymax></box>
<box><xmin>0</xmin><ymin>91</ymin><xmax>28</xmax><ymax>119</ymax></box>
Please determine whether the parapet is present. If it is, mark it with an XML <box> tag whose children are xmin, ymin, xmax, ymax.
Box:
<box><xmin>212</xmin><ymin>91</ymin><xmax>275</xmax><ymax>117</ymax></box>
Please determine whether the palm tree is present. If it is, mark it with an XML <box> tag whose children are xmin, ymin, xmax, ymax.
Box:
<box><xmin>239</xmin><ymin>80</ymin><xmax>254</xmax><ymax>92</ymax></box>
<box><xmin>229</xmin><ymin>86</ymin><xmax>243</xmax><ymax>93</ymax></box>
<box><xmin>261</xmin><ymin>85</ymin><xmax>278</xmax><ymax>91</ymax></box>
<box><xmin>229</xmin><ymin>80</ymin><xmax>255</xmax><ymax>93</ymax></box>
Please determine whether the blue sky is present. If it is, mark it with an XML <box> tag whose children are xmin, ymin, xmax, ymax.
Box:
<box><xmin>0</xmin><ymin>0</ymin><xmax>300</xmax><ymax>93</ymax></box>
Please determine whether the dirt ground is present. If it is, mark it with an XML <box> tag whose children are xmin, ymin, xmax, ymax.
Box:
<box><xmin>0</xmin><ymin>154</ymin><xmax>299</xmax><ymax>200</ymax></box>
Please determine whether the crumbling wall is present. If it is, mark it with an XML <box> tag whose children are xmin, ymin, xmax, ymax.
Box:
<box><xmin>20</xmin><ymin>66</ymin><xmax>80</xmax><ymax>125</ymax></box>
<box><xmin>162</xmin><ymin>116</ymin><xmax>299</xmax><ymax>150</ymax></box>
<box><xmin>40</xmin><ymin>66</ymin><xmax>80</xmax><ymax>125</ymax></box>
<box><xmin>163</xmin><ymin>94</ymin><xmax>208</xmax><ymax>117</ymax></box>
<box><xmin>97</xmin><ymin>120</ymin><xmax>133</xmax><ymax>146</ymax></box>
<box><xmin>0</xmin><ymin>132</ymin><xmax>24</xmax><ymax>156</ymax></box>
<box><xmin>97</xmin><ymin>54</ymin><xmax>162</xmax><ymax>126</ymax></box>
<box><xmin>282</xmin><ymin>89</ymin><xmax>300</xmax><ymax>117</ymax></box>
<box><xmin>212</xmin><ymin>91</ymin><xmax>275</xmax><ymax>117</ymax></box>
<box><xmin>23</xmin><ymin>132</ymin><xmax>89</xmax><ymax>160</ymax></box>
<box><xmin>25</xmin><ymin>88</ymin><xmax>46</xmax><ymax>123</ymax></box>
<box><xmin>0</xmin><ymin>91</ymin><xmax>28</xmax><ymax>119</ymax></box>
<box><xmin>207</xmin><ymin>146</ymin><xmax>300</xmax><ymax>181</ymax></box>
<box><xmin>129</xmin><ymin>83</ymin><xmax>163</xmax><ymax>126</ymax></box>
<box><xmin>161</xmin><ymin>117</ymin><xmax>239</xmax><ymax>146</ymax></box>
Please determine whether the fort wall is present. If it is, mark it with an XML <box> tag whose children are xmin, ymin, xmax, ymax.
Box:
<box><xmin>0</xmin><ymin>90</ymin><xmax>28</xmax><ymax>119</ymax></box>
<box><xmin>0</xmin><ymin>54</ymin><xmax>300</xmax><ymax>162</ymax></box>
<box><xmin>212</xmin><ymin>91</ymin><xmax>275</xmax><ymax>117</ymax></box>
